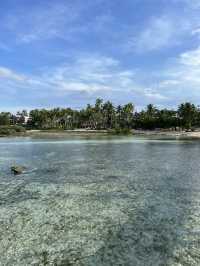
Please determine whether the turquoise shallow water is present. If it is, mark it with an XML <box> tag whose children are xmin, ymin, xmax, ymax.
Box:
<box><xmin>0</xmin><ymin>136</ymin><xmax>200</xmax><ymax>265</ymax></box>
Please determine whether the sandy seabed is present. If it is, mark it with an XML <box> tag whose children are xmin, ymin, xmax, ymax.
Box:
<box><xmin>1</xmin><ymin>136</ymin><xmax>200</xmax><ymax>265</ymax></box>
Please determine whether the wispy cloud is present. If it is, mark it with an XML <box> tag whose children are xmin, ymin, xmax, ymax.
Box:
<box><xmin>133</xmin><ymin>16</ymin><xmax>176</xmax><ymax>52</ymax></box>
<box><xmin>1</xmin><ymin>0</ymin><xmax>200</xmax><ymax>110</ymax></box>
<box><xmin>192</xmin><ymin>28</ymin><xmax>200</xmax><ymax>37</ymax></box>
<box><xmin>35</xmin><ymin>55</ymin><xmax>139</xmax><ymax>95</ymax></box>
<box><xmin>143</xmin><ymin>88</ymin><xmax>168</xmax><ymax>100</ymax></box>
<box><xmin>3</xmin><ymin>2</ymin><xmax>83</xmax><ymax>43</ymax></box>
<box><xmin>127</xmin><ymin>15</ymin><xmax>191</xmax><ymax>53</ymax></box>
<box><xmin>168</xmin><ymin>46</ymin><xmax>200</xmax><ymax>84</ymax></box>
<box><xmin>180</xmin><ymin>47</ymin><xmax>200</xmax><ymax>66</ymax></box>
<box><xmin>2</xmin><ymin>0</ymin><xmax>113</xmax><ymax>45</ymax></box>
<box><xmin>0</xmin><ymin>67</ymin><xmax>26</xmax><ymax>81</ymax></box>
<box><xmin>151</xmin><ymin>46</ymin><xmax>200</xmax><ymax>106</ymax></box>
<box><xmin>183</xmin><ymin>0</ymin><xmax>200</xmax><ymax>9</ymax></box>
<box><xmin>2</xmin><ymin>47</ymin><xmax>200</xmax><ymax>110</ymax></box>
<box><xmin>0</xmin><ymin>42</ymin><xmax>11</xmax><ymax>52</ymax></box>
<box><xmin>0</xmin><ymin>55</ymin><xmax>139</xmax><ymax>108</ymax></box>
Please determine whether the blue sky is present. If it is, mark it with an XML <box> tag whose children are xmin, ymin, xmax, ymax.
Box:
<box><xmin>1</xmin><ymin>0</ymin><xmax>200</xmax><ymax>112</ymax></box>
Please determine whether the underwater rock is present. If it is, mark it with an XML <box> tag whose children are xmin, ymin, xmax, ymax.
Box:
<box><xmin>11</xmin><ymin>166</ymin><xmax>26</xmax><ymax>175</ymax></box>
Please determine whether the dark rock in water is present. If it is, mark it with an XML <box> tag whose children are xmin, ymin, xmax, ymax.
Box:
<box><xmin>11</xmin><ymin>166</ymin><xmax>26</xmax><ymax>175</ymax></box>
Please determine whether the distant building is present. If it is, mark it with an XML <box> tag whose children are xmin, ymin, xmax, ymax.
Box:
<box><xmin>24</xmin><ymin>115</ymin><xmax>31</xmax><ymax>124</ymax></box>
<box><xmin>10</xmin><ymin>114</ymin><xmax>31</xmax><ymax>125</ymax></box>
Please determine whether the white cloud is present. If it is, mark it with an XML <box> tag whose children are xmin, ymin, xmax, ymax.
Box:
<box><xmin>2</xmin><ymin>1</ymin><xmax>113</xmax><ymax>45</ymax></box>
<box><xmin>2</xmin><ymin>49</ymin><xmax>200</xmax><ymax>109</ymax></box>
<box><xmin>180</xmin><ymin>47</ymin><xmax>200</xmax><ymax>66</ymax></box>
<box><xmin>0</xmin><ymin>54</ymin><xmax>150</xmax><ymax>109</ymax></box>
<box><xmin>134</xmin><ymin>17</ymin><xmax>175</xmax><ymax>52</ymax></box>
<box><xmin>41</xmin><ymin>55</ymin><xmax>138</xmax><ymax>94</ymax></box>
<box><xmin>3</xmin><ymin>2</ymin><xmax>82</xmax><ymax>43</ymax></box>
<box><xmin>159</xmin><ymin>80</ymin><xmax>180</xmax><ymax>87</ymax></box>
<box><xmin>127</xmin><ymin>13</ymin><xmax>193</xmax><ymax>53</ymax></box>
<box><xmin>169</xmin><ymin>46</ymin><xmax>200</xmax><ymax>85</ymax></box>
<box><xmin>192</xmin><ymin>28</ymin><xmax>200</xmax><ymax>36</ymax></box>
<box><xmin>150</xmin><ymin>46</ymin><xmax>200</xmax><ymax>106</ymax></box>
<box><xmin>143</xmin><ymin>88</ymin><xmax>168</xmax><ymax>100</ymax></box>
<box><xmin>0</xmin><ymin>67</ymin><xmax>26</xmax><ymax>81</ymax></box>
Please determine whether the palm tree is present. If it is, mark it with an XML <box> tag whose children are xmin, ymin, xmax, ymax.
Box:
<box><xmin>178</xmin><ymin>102</ymin><xmax>197</xmax><ymax>130</ymax></box>
<box><xmin>122</xmin><ymin>103</ymin><xmax>134</xmax><ymax>128</ymax></box>
<box><xmin>146</xmin><ymin>104</ymin><xmax>157</xmax><ymax>116</ymax></box>
<box><xmin>94</xmin><ymin>98</ymin><xmax>104</xmax><ymax>129</ymax></box>
<box><xmin>102</xmin><ymin>101</ymin><xmax>115</xmax><ymax>129</ymax></box>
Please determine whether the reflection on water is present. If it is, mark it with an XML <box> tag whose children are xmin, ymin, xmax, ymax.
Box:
<box><xmin>0</xmin><ymin>135</ymin><xmax>200</xmax><ymax>265</ymax></box>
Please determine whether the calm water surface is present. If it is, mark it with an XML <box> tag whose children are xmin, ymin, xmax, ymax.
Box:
<box><xmin>0</xmin><ymin>135</ymin><xmax>200</xmax><ymax>265</ymax></box>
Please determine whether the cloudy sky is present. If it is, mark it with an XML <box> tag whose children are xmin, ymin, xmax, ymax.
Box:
<box><xmin>1</xmin><ymin>0</ymin><xmax>200</xmax><ymax>111</ymax></box>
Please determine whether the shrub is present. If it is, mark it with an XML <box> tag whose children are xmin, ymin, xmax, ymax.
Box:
<box><xmin>0</xmin><ymin>125</ymin><xmax>26</xmax><ymax>136</ymax></box>
<box><xmin>108</xmin><ymin>127</ymin><xmax>132</xmax><ymax>135</ymax></box>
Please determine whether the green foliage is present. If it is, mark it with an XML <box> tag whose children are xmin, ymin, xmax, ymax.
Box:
<box><xmin>26</xmin><ymin>101</ymin><xmax>200</xmax><ymax>131</ymax></box>
<box><xmin>134</xmin><ymin>104</ymin><xmax>179</xmax><ymax>130</ymax></box>
<box><xmin>178</xmin><ymin>102</ymin><xmax>197</xmax><ymax>129</ymax></box>
<box><xmin>0</xmin><ymin>112</ymin><xmax>11</xmax><ymax>126</ymax></box>
<box><xmin>0</xmin><ymin>125</ymin><xmax>26</xmax><ymax>136</ymax></box>
<box><xmin>2</xmin><ymin>100</ymin><xmax>200</xmax><ymax>132</ymax></box>
<box><xmin>108</xmin><ymin>127</ymin><xmax>132</xmax><ymax>135</ymax></box>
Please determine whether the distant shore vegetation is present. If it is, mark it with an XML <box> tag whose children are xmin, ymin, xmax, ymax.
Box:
<box><xmin>0</xmin><ymin>99</ymin><xmax>199</xmax><ymax>135</ymax></box>
<box><xmin>0</xmin><ymin>125</ymin><xmax>26</xmax><ymax>136</ymax></box>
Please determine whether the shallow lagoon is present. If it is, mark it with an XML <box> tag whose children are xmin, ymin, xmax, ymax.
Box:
<box><xmin>1</xmin><ymin>135</ymin><xmax>200</xmax><ymax>265</ymax></box>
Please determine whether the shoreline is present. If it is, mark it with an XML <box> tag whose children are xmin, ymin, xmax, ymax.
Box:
<box><xmin>133</xmin><ymin>129</ymin><xmax>200</xmax><ymax>139</ymax></box>
<box><xmin>26</xmin><ymin>129</ymin><xmax>200</xmax><ymax>139</ymax></box>
<box><xmin>2</xmin><ymin>129</ymin><xmax>200</xmax><ymax>139</ymax></box>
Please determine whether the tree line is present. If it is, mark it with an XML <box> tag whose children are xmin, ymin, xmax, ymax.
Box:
<box><xmin>0</xmin><ymin>99</ymin><xmax>199</xmax><ymax>131</ymax></box>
